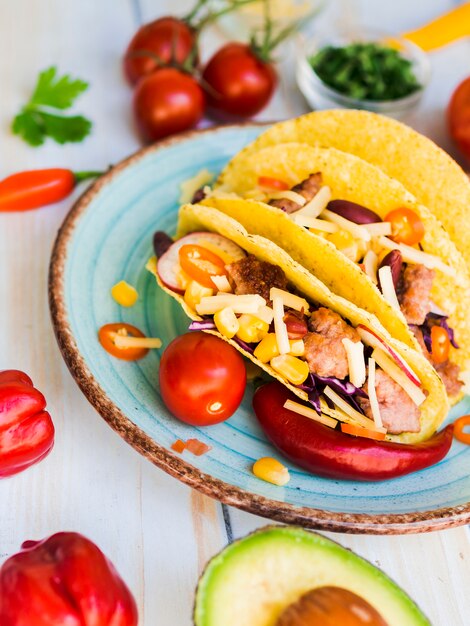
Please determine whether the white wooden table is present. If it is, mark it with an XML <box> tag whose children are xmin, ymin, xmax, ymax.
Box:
<box><xmin>1</xmin><ymin>1</ymin><xmax>469</xmax><ymax>624</ymax></box>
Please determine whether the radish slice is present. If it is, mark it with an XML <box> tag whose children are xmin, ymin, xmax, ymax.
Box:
<box><xmin>157</xmin><ymin>232</ymin><xmax>245</xmax><ymax>294</ymax></box>
<box><xmin>356</xmin><ymin>324</ymin><xmax>421</xmax><ymax>387</ymax></box>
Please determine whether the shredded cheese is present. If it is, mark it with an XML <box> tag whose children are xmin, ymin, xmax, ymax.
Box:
<box><xmin>196</xmin><ymin>294</ymin><xmax>266</xmax><ymax>315</ymax></box>
<box><xmin>323</xmin><ymin>386</ymin><xmax>385</xmax><ymax>432</ymax></box>
<box><xmin>179</xmin><ymin>169</ymin><xmax>214</xmax><ymax>204</ymax></box>
<box><xmin>342</xmin><ymin>338</ymin><xmax>366</xmax><ymax>387</ymax></box>
<box><xmin>270</xmin><ymin>287</ymin><xmax>310</xmax><ymax>313</ymax></box>
<box><xmin>112</xmin><ymin>334</ymin><xmax>162</xmax><ymax>349</ymax></box>
<box><xmin>283</xmin><ymin>399</ymin><xmax>338</xmax><ymax>428</ymax></box>
<box><xmin>293</xmin><ymin>215</ymin><xmax>339</xmax><ymax>232</ymax></box>
<box><xmin>378</xmin><ymin>236</ymin><xmax>455</xmax><ymax>276</ymax></box>
<box><xmin>362</xmin><ymin>222</ymin><xmax>392</xmax><ymax>237</ymax></box>
<box><xmin>290</xmin><ymin>185</ymin><xmax>332</xmax><ymax>219</ymax></box>
<box><xmin>371</xmin><ymin>348</ymin><xmax>427</xmax><ymax>406</ymax></box>
<box><xmin>256</xmin><ymin>305</ymin><xmax>274</xmax><ymax>325</ymax></box>
<box><xmin>367</xmin><ymin>358</ymin><xmax>383</xmax><ymax>429</ymax></box>
<box><xmin>210</xmin><ymin>275</ymin><xmax>232</xmax><ymax>292</ymax></box>
<box><xmin>363</xmin><ymin>250</ymin><xmax>379</xmax><ymax>284</ymax></box>
<box><xmin>321</xmin><ymin>209</ymin><xmax>371</xmax><ymax>242</ymax></box>
<box><xmin>378</xmin><ymin>265</ymin><xmax>401</xmax><ymax>310</ymax></box>
<box><xmin>272</xmin><ymin>296</ymin><xmax>290</xmax><ymax>355</ymax></box>
<box><xmin>268</xmin><ymin>190</ymin><xmax>307</xmax><ymax>206</ymax></box>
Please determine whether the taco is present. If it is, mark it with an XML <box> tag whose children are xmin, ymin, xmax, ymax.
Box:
<box><xmin>209</xmin><ymin>142</ymin><xmax>470</xmax><ymax>403</ymax></box>
<box><xmin>220</xmin><ymin>109</ymin><xmax>470</xmax><ymax>271</ymax></box>
<box><xmin>148</xmin><ymin>202</ymin><xmax>448</xmax><ymax>445</ymax></box>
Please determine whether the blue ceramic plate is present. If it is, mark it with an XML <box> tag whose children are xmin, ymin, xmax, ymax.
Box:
<box><xmin>49</xmin><ymin>125</ymin><xmax>470</xmax><ymax>534</ymax></box>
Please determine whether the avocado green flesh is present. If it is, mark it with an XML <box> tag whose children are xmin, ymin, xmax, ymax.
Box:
<box><xmin>194</xmin><ymin>527</ymin><xmax>430</xmax><ymax>626</ymax></box>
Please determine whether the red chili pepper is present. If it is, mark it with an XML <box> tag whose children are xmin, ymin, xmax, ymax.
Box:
<box><xmin>253</xmin><ymin>382</ymin><xmax>454</xmax><ymax>482</ymax></box>
<box><xmin>0</xmin><ymin>168</ymin><xmax>102</xmax><ymax>212</ymax></box>
<box><xmin>0</xmin><ymin>370</ymin><xmax>55</xmax><ymax>477</ymax></box>
<box><xmin>0</xmin><ymin>532</ymin><xmax>138</xmax><ymax>625</ymax></box>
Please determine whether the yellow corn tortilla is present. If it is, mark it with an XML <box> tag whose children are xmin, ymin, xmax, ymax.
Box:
<box><xmin>220</xmin><ymin>109</ymin><xmax>470</xmax><ymax>272</ymax></box>
<box><xmin>214</xmin><ymin>142</ymin><xmax>470</xmax><ymax>402</ymax></box>
<box><xmin>148</xmin><ymin>202</ymin><xmax>449</xmax><ymax>444</ymax></box>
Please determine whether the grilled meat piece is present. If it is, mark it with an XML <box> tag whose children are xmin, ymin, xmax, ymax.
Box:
<box><xmin>225</xmin><ymin>255</ymin><xmax>288</xmax><ymax>302</ymax></box>
<box><xmin>304</xmin><ymin>307</ymin><xmax>360</xmax><ymax>379</ymax></box>
<box><xmin>398</xmin><ymin>264</ymin><xmax>434</xmax><ymax>325</ymax></box>
<box><xmin>358</xmin><ymin>369</ymin><xmax>421</xmax><ymax>434</ymax></box>
<box><xmin>269</xmin><ymin>172</ymin><xmax>323</xmax><ymax>214</ymax></box>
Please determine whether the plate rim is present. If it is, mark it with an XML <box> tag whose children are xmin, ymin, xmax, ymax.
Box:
<box><xmin>48</xmin><ymin>124</ymin><xmax>470</xmax><ymax>535</ymax></box>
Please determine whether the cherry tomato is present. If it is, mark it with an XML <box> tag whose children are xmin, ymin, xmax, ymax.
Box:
<box><xmin>447</xmin><ymin>76</ymin><xmax>470</xmax><ymax>162</ymax></box>
<box><xmin>430</xmin><ymin>325</ymin><xmax>450</xmax><ymax>364</ymax></box>
<box><xmin>133</xmin><ymin>68</ymin><xmax>205</xmax><ymax>142</ymax></box>
<box><xmin>159</xmin><ymin>332</ymin><xmax>246</xmax><ymax>426</ymax></box>
<box><xmin>123</xmin><ymin>17</ymin><xmax>196</xmax><ymax>85</ymax></box>
<box><xmin>257</xmin><ymin>176</ymin><xmax>289</xmax><ymax>190</ymax></box>
<box><xmin>178</xmin><ymin>244</ymin><xmax>226</xmax><ymax>288</ymax></box>
<box><xmin>384</xmin><ymin>208</ymin><xmax>425</xmax><ymax>245</ymax></box>
<box><xmin>98</xmin><ymin>323</ymin><xmax>148</xmax><ymax>361</ymax></box>
<box><xmin>454</xmin><ymin>415</ymin><xmax>470</xmax><ymax>445</ymax></box>
<box><xmin>202</xmin><ymin>43</ymin><xmax>277</xmax><ymax>119</ymax></box>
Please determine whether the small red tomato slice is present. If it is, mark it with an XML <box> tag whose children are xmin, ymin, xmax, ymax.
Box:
<box><xmin>430</xmin><ymin>325</ymin><xmax>450</xmax><ymax>364</ymax></box>
<box><xmin>159</xmin><ymin>332</ymin><xmax>246</xmax><ymax>426</ymax></box>
<box><xmin>340</xmin><ymin>423</ymin><xmax>386</xmax><ymax>441</ymax></box>
<box><xmin>447</xmin><ymin>76</ymin><xmax>470</xmax><ymax>162</ymax></box>
<box><xmin>384</xmin><ymin>208</ymin><xmax>425</xmax><ymax>245</ymax></box>
<box><xmin>454</xmin><ymin>415</ymin><xmax>470</xmax><ymax>445</ymax></box>
<box><xmin>178</xmin><ymin>244</ymin><xmax>227</xmax><ymax>288</ymax></box>
<box><xmin>98</xmin><ymin>323</ymin><xmax>148</xmax><ymax>361</ymax></box>
<box><xmin>257</xmin><ymin>176</ymin><xmax>289</xmax><ymax>191</ymax></box>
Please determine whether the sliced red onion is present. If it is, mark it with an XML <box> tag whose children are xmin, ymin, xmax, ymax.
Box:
<box><xmin>233</xmin><ymin>337</ymin><xmax>256</xmax><ymax>354</ymax></box>
<box><xmin>188</xmin><ymin>320</ymin><xmax>216</xmax><ymax>331</ymax></box>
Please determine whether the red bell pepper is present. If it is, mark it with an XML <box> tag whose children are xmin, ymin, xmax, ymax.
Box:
<box><xmin>253</xmin><ymin>382</ymin><xmax>454</xmax><ymax>481</ymax></box>
<box><xmin>0</xmin><ymin>532</ymin><xmax>138</xmax><ymax>625</ymax></box>
<box><xmin>0</xmin><ymin>369</ymin><xmax>54</xmax><ymax>477</ymax></box>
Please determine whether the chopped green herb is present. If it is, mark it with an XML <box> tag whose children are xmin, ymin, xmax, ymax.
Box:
<box><xmin>12</xmin><ymin>67</ymin><xmax>92</xmax><ymax>146</ymax></box>
<box><xmin>309</xmin><ymin>43</ymin><xmax>421</xmax><ymax>101</ymax></box>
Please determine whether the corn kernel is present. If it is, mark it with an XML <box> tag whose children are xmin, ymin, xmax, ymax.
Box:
<box><xmin>111</xmin><ymin>281</ymin><xmax>139</xmax><ymax>307</ymax></box>
<box><xmin>253</xmin><ymin>333</ymin><xmax>278</xmax><ymax>363</ymax></box>
<box><xmin>236</xmin><ymin>314</ymin><xmax>269</xmax><ymax>344</ymax></box>
<box><xmin>270</xmin><ymin>354</ymin><xmax>309</xmax><ymax>385</ymax></box>
<box><xmin>175</xmin><ymin>266</ymin><xmax>192</xmax><ymax>290</ymax></box>
<box><xmin>184</xmin><ymin>281</ymin><xmax>213</xmax><ymax>310</ymax></box>
<box><xmin>289</xmin><ymin>339</ymin><xmax>305</xmax><ymax>357</ymax></box>
<box><xmin>253</xmin><ymin>457</ymin><xmax>290</xmax><ymax>486</ymax></box>
<box><xmin>214</xmin><ymin>307</ymin><xmax>239</xmax><ymax>339</ymax></box>
<box><xmin>327</xmin><ymin>230</ymin><xmax>361</xmax><ymax>263</ymax></box>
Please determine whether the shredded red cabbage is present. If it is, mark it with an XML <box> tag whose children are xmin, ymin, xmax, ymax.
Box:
<box><xmin>297</xmin><ymin>373</ymin><xmax>367</xmax><ymax>416</ymax></box>
<box><xmin>422</xmin><ymin>312</ymin><xmax>459</xmax><ymax>350</ymax></box>
<box><xmin>298</xmin><ymin>374</ymin><xmax>322</xmax><ymax>415</ymax></box>
<box><xmin>233</xmin><ymin>337</ymin><xmax>256</xmax><ymax>354</ymax></box>
<box><xmin>188</xmin><ymin>320</ymin><xmax>216</xmax><ymax>331</ymax></box>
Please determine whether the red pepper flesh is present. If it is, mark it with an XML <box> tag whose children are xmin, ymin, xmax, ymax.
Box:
<box><xmin>253</xmin><ymin>382</ymin><xmax>454</xmax><ymax>481</ymax></box>
<box><xmin>0</xmin><ymin>532</ymin><xmax>138</xmax><ymax>626</ymax></box>
<box><xmin>0</xmin><ymin>370</ymin><xmax>54</xmax><ymax>477</ymax></box>
<box><xmin>0</xmin><ymin>168</ymin><xmax>102</xmax><ymax>212</ymax></box>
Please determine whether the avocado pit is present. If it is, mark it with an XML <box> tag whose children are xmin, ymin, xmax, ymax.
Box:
<box><xmin>276</xmin><ymin>586</ymin><xmax>389</xmax><ymax>626</ymax></box>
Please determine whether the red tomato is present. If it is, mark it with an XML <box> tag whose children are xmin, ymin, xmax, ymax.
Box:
<box><xmin>98</xmin><ymin>323</ymin><xmax>148</xmax><ymax>361</ymax></box>
<box><xmin>159</xmin><ymin>332</ymin><xmax>246</xmax><ymax>426</ymax></box>
<box><xmin>178</xmin><ymin>244</ymin><xmax>226</xmax><ymax>288</ymax></box>
<box><xmin>202</xmin><ymin>43</ymin><xmax>277</xmax><ymax>119</ymax></box>
<box><xmin>430</xmin><ymin>325</ymin><xmax>450</xmax><ymax>364</ymax></box>
<box><xmin>257</xmin><ymin>176</ymin><xmax>289</xmax><ymax>190</ymax></box>
<box><xmin>133</xmin><ymin>68</ymin><xmax>205</xmax><ymax>142</ymax></box>
<box><xmin>384</xmin><ymin>208</ymin><xmax>425</xmax><ymax>245</ymax></box>
<box><xmin>123</xmin><ymin>17</ymin><xmax>195</xmax><ymax>85</ymax></box>
<box><xmin>447</xmin><ymin>76</ymin><xmax>470</xmax><ymax>161</ymax></box>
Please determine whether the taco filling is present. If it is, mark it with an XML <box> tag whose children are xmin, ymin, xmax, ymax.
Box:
<box><xmin>152</xmin><ymin>229</ymin><xmax>429</xmax><ymax>438</ymax></box>
<box><xmin>207</xmin><ymin>170</ymin><xmax>463</xmax><ymax>398</ymax></box>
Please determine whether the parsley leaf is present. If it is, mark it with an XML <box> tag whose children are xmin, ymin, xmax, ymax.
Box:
<box><xmin>12</xmin><ymin>66</ymin><xmax>92</xmax><ymax>146</ymax></box>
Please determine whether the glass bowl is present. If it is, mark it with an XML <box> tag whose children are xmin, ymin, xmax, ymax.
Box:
<box><xmin>296</xmin><ymin>28</ymin><xmax>431</xmax><ymax>119</ymax></box>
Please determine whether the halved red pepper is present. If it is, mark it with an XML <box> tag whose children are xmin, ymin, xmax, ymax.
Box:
<box><xmin>0</xmin><ymin>532</ymin><xmax>138</xmax><ymax>625</ymax></box>
<box><xmin>253</xmin><ymin>382</ymin><xmax>454</xmax><ymax>481</ymax></box>
<box><xmin>0</xmin><ymin>370</ymin><xmax>54</xmax><ymax>477</ymax></box>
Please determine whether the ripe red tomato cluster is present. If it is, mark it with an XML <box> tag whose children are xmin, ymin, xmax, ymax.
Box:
<box><xmin>123</xmin><ymin>14</ymin><xmax>278</xmax><ymax>142</ymax></box>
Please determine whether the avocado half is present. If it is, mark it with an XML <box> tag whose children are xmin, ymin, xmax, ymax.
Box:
<box><xmin>194</xmin><ymin>526</ymin><xmax>430</xmax><ymax>626</ymax></box>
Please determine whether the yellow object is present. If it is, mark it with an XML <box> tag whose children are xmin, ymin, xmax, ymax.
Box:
<box><xmin>184</xmin><ymin>281</ymin><xmax>213</xmax><ymax>310</ymax></box>
<box><xmin>270</xmin><ymin>354</ymin><xmax>309</xmax><ymax>385</ymax></box>
<box><xmin>403</xmin><ymin>4</ymin><xmax>470</xmax><ymax>52</ymax></box>
<box><xmin>252</xmin><ymin>457</ymin><xmax>290</xmax><ymax>487</ymax></box>
<box><xmin>254</xmin><ymin>333</ymin><xmax>279</xmax><ymax>363</ymax></box>
<box><xmin>327</xmin><ymin>230</ymin><xmax>360</xmax><ymax>263</ymax></box>
<box><xmin>289</xmin><ymin>339</ymin><xmax>305</xmax><ymax>357</ymax></box>
<box><xmin>111</xmin><ymin>281</ymin><xmax>139</xmax><ymax>307</ymax></box>
<box><xmin>236</xmin><ymin>314</ymin><xmax>269</xmax><ymax>343</ymax></box>
<box><xmin>214</xmin><ymin>307</ymin><xmax>239</xmax><ymax>339</ymax></box>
